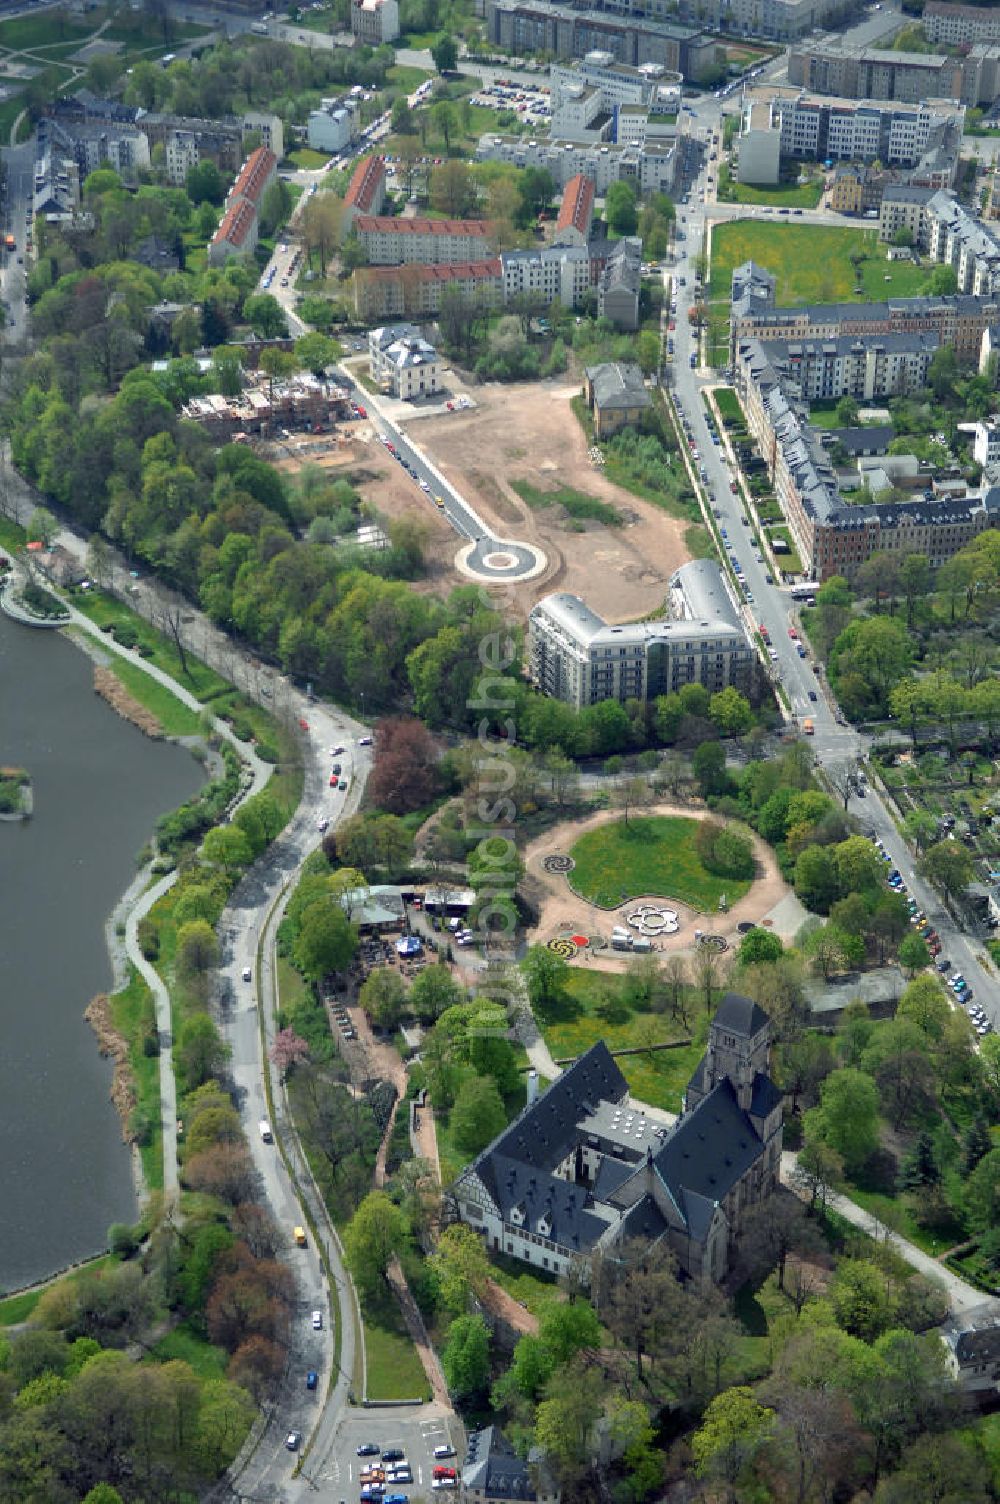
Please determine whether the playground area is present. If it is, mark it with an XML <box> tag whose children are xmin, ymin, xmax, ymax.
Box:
<box><xmin>523</xmin><ymin>805</ymin><xmax>798</xmax><ymax>970</ymax></box>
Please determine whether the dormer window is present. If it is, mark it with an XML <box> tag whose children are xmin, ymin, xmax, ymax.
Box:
<box><xmin>538</xmin><ymin>1213</ymin><xmax>552</xmax><ymax>1237</ymax></box>
<box><xmin>510</xmin><ymin>1203</ymin><xmax>525</xmax><ymax>1226</ymax></box>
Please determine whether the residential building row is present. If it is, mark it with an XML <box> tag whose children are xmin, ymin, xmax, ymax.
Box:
<box><xmin>787</xmin><ymin>37</ymin><xmax>1000</xmax><ymax>106</ymax></box>
<box><xmin>874</xmin><ymin>189</ymin><xmax>1000</xmax><ymax>297</ymax></box>
<box><xmin>354</xmin><ymin>215</ymin><xmax>496</xmax><ymax>266</ymax></box>
<box><xmin>731</xmin><ymin>261</ymin><xmax>1000</xmax><ymax>580</ymax></box>
<box><xmin>40</xmin><ymin>93</ymin><xmax>283</xmax><ymax>186</ymax></box>
<box><xmin>737</xmin><ymin>91</ymin><xmax>963</xmax><ymax>189</ymax></box>
<box><xmin>923</xmin><ymin>0</ymin><xmax>1000</xmax><ymax>47</ymax></box>
<box><xmin>451</xmin><ymin>995</ymin><xmax>782</xmax><ymax>1287</ymax></box>
<box><xmin>208</xmin><ymin>146</ymin><xmax>278</xmax><ymax>266</ymax></box>
<box><xmin>675</xmin><ymin>0</ymin><xmax>858</xmax><ymax>40</ymax></box>
<box><xmin>484</xmin><ymin>0</ymin><xmax>718</xmax><ymax>78</ymax></box>
<box><xmin>343</xmin><ymin>153</ymin><xmax>388</xmax><ymax>227</ymax></box>
<box><xmin>474</xmin><ymin>131</ymin><xmax>677</xmax><ymax>194</ymax></box>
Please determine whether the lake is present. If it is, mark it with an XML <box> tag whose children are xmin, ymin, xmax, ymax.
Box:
<box><xmin>0</xmin><ymin>614</ymin><xmax>203</xmax><ymax>1292</ymax></box>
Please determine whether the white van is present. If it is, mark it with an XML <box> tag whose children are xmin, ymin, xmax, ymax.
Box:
<box><xmin>259</xmin><ymin>1120</ymin><xmax>273</xmax><ymax>1143</ymax></box>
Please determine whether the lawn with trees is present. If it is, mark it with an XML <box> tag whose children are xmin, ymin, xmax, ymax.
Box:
<box><xmin>568</xmin><ymin>814</ymin><xmax>755</xmax><ymax>909</ymax></box>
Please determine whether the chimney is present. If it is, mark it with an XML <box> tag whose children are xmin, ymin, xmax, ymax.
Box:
<box><xmin>527</xmin><ymin>1069</ymin><xmax>539</xmax><ymax>1106</ymax></box>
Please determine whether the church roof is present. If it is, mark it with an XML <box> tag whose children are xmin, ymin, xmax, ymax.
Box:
<box><xmin>653</xmin><ymin>1076</ymin><xmax>765</xmax><ymax>1210</ymax></box>
<box><xmin>713</xmin><ymin>991</ymin><xmax>770</xmax><ymax>1038</ymax></box>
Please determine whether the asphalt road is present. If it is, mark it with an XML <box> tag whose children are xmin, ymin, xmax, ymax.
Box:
<box><xmin>670</xmin><ymin>85</ymin><xmax>1000</xmax><ymax>1024</ymax></box>
<box><xmin>2</xmin><ymin>140</ymin><xmax>32</xmax><ymax>342</ymax></box>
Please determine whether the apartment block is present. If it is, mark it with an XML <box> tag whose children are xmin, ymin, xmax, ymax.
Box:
<box><xmin>785</xmin><ymin>39</ymin><xmax>1000</xmax><ymax>105</ymax></box>
<box><xmin>554</xmin><ymin>172</ymin><xmax>596</xmax><ymax>246</ymax></box>
<box><xmin>598</xmin><ymin>237</ymin><xmax>642</xmax><ymax>330</ymax></box>
<box><xmin>307</xmin><ymin>96</ymin><xmax>360</xmax><ymax>154</ymax></box>
<box><xmin>354</xmin><ymin>216</ymin><xmax>494</xmax><ymax>266</ymax></box>
<box><xmin>350</xmin><ymin>0</ymin><xmax>400</xmax><ymax>42</ymax></box>
<box><xmin>925</xmin><ymin>190</ymin><xmax>1000</xmax><ymax>295</ymax></box>
<box><xmin>343</xmin><ymin>155</ymin><xmax>387</xmax><ymax>227</ymax></box>
<box><xmin>353</xmin><ymin>260</ymin><xmax>504</xmax><ymax>320</ymax></box>
<box><xmin>208</xmin><ymin>146</ymin><xmax>277</xmax><ymax>268</ymax></box>
<box><xmin>676</xmin><ymin>0</ymin><xmax>857</xmax><ymax>41</ymax></box>
<box><xmin>486</xmin><ymin>0</ymin><xmax>717</xmax><ymax>79</ymax></box>
<box><xmin>368</xmin><ymin>323</ymin><xmax>440</xmax><ymax>400</ymax></box>
<box><xmin>878</xmin><ymin>184</ymin><xmax>936</xmax><ymax>245</ymax></box>
<box><xmin>475</xmin><ymin>131</ymin><xmax>677</xmax><ymax>193</ymax></box>
<box><xmin>923</xmin><ymin>1</ymin><xmax>1000</xmax><ymax>46</ymax></box>
<box><xmin>503</xmin><ymin>243</ymin><xmax>591</xmax><ymax>307</ymax></box>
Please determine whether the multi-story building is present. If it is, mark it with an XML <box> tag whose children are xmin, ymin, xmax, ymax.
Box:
<box><xmin>742</xmin><ymin>331</ymin><xmax>938</xmax><ymax>405</ymax></box>
<box><xmin>503</xmin><ymin>243</ymin><xmax>591</xmax><ymax>307</ymax></box>
<box><xmin>739</xmin><ymin>91</ymin><xmax>963</xmax><ymax>185</ymax></box>
<box><xmin>353</xmin><ymin>259</ymin><xmax>504</xmax><ymax>320</ymax></box>
<box><xmin>307</xmin><ymin>96</ymin><xmax>360</xmax><ymax>154</ymax></box>
<box><xmin>350</xmin><ymin>0</ymin><xmax>400</xmax><ymax>42</ymax></box>
<box><xmin>451</xmin><ymin>994</ymin><xmax>782</xmax><ymax>1287</ymax></box>
<box><xmin>878</xmin><ymin>183</ymin><xmax>936</xmax><ymax>244</ymax></box>
<box><xmin>475</xmin><ymin>132</ymin><xmax>677</xmax><ymax>194</ymax></box>
<box><xmin>925</xmin><ymin>190</ymin><xmax>1000</xmax><ymax>295</ymax></box>
<box><xmin>39</xmin><ymin>114</ymin><xmax>150</xmax><ymax>183</ymax></box>
<box><xmin>242</xmin><ymin>112</ymin><xmax>284</xmax><ymax>161</ymax></box>
<box><xmin>554</xmin><ymin>172</ymin><xmax>595</xmax><ymax>246</ymax></box>
<box><xmin>786</xmin><ymin>38</ymin><xmax>1000</xmax><ymax>105</ymax></box>
<box><xmin>731</xmin><ymin>260</ymin><xmax>1000</xmax><ymax>364</ymax></box>
<box><xmin>343</xmin><ymin>154</ymin><xmax>387</xmax><ymax>227</ymax></box>
<box><xmin>828</xmin><ymin>164</ymin><xmax>887</xmax><ymax>214</ymax></box>
<box><xmin>354</xmin><ymin>215</ymin><xmax>495</xmax><ymax>266</ymax></box>
<box><xmin>528</xmin><ymin>558</ymin><xmax>752</xmax><ymax>707</ymax></box>
<box><xmin>32</xmin><ymin>151</ymin><xmax>78</xmax><ymax>222</ymax></box>
<box><xmin>924</xmin><ymin>1</ymin><xmax>1000</xmax><ymax>47</ymax></box>
<box><xmin>486</xmin><ymin>0</ymin><xmax>717</xmax><ymax>78</ymax></box>
<box><xmin>597</xmin><ymin>236</ymin><xmax>642</xmax><ymax>330</ymax></box>
<box><xmin>368</xmin><ymin>323</ymin><xmax>440</xmax><ymax>400</ymax></box>
<box><xmin>208</xmin><ymin>146</ymin><xmax>277</xmax><ymax>267</ymax></box>
<box><xmin>677</xmin><ymin>0</ymin><xmax>856</xmax><ymax>42</ymax></box>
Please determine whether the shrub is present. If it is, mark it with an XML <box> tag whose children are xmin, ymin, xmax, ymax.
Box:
<box><xmin>112</xmin><ymin>622</ymin><xmax>139</xmax><ymax>649</ymax></box>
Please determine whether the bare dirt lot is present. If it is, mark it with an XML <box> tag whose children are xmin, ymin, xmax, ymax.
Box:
<box><xmin>404</xmin><ymin>379</ymin><xmax>691</xmax><ymax>621</ymax></box>
<box><xmin>270</xmin><ymin>428</ymin><xmax>459</xmax><ymax>594</ymax></box>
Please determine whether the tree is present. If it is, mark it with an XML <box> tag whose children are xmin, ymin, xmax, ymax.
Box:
<box><xmin>409</xmin><ymin>963</ymin><xmax>464</xmax><ymax>1021</ymax></box>
<box><xmin>692</xmin><ymin>1387</ymin><xmax>773</xmax><ymax>1491</ymax></box>
<box><xmin>793</xmin><ymin>1136</ymin><xmax>843</xmax><ymax>1211</ymax></box>
<box><xmin>920</xmin><ymin>840</ymin><xmax>974</xmax><ymax>902</ymax></box>
<box><xmin>176</xmin><ymin>918</ymin><xmax>220</xmax><ymax>982</ymax></box>
<box><xmin>293</xmin><ymin>901</ymin><xmax>358</xmax><ymax>982</ymax></box>
<box><xmin>176</xmin><ymin>1013</ymin><xmax>229</xmax><ymax>1093</ymax></box>
<box><xmin>805</xmin><ymin>1068</ymin><xmax>879</xmax><ymax>1175</ymax></box>
<box><xmin>26</xmin><ymin>505</ymin><xmax>59</xmax><ymax>546</ymax></box>
<box><xmin>302</xmin><ymin>192</ymin><xmax>347</xmax><ymax>277</ymax></box>
<box><xmin>259</xmin><ymin>177</ymin><xmax>292</xmax><ymax>239</ymax></box>
<box><xmin>835</xmin><ymin>395</ymin><xmax>859</xmax><ymax>427</ymax></box>
<box><xmin>186</xmin><ymin>159</ymin><xmax>223</xmax><ymax>204</ymax></box>
<box><xmin>430</xmin><ymin>1224</ymin><xmax>492</xmax><ymax>1315</ymax></box>
<box><xmin>693</xmin><ymin>739</ymin><xmax>728</xmax><ymax>796</ymax></box>
<box><xmin>606</xmin><ymin>180</ymin><xmax>638</xmax><ymax>236</ymax></box>
<box><xmin>451</xmin><ymin>1075</ymin><xmax>506</xmax><ymax>1156</ymax></box>
<box><xmin>442</xmin><ymin>1313</ymin><xmax>490</xmax><ymax>1398</ymax></box>
<box><xmin>794</xmin><ymin>844</ymin><xmax>840</xmax><ymax>914</ymax></box>
<box><xmin>431</xmin><ymin>32</ymin><xmax>458</xmax><ymax>72</ymax></box>
<box><xmin>359</xmin><ymin>967</ymin><xmax>407</xmax><ymax>1029</ymax></box>
<box><xmin>898</xmin><ymin>932</ymin><xmax>931</xmax><ymax>976</ymax></box>
<box><xmin>200</xmin><ymin>825</ymin><xmax>252</xmax><ymax>874</ymax></box>
<box><xmin>369</xmin><ymin>716</ymin><xmax>440</xmax><ymax>814</ymax></box>
<box><xmin>344</xmin><ymin>1191</ymin><xmax>408</xmax><ymax>1297</ymax></box>
<box><xmin>964</xmin><ymin>1147</ymin><xmax>1000</xmax><ymax>1233</ymax></box>
<box><xmin>430</xmin><ymin>159</ymin><xmax>475</xmax><ymax>218</ymax></box>
<box><xmin>709</xmin><ymin>686</ymin><xmax>753</xmax><ymax>737</ymax></box>
<box><xmin>834</xmin><ymin>833</ymin><xmax>886</xmax><ymax>895</ymax></box>
<box><xmin>431</xmin><ymin>99</ymin><xmax>457</xmax><ymax>152</ymax></box>
<box><xmin>294</xmin><ymin>331</ymin><xmax>337</xmax><ymax>375</ymax></box>
<box><xmin>268</xmin><ymin>1028</ymin><xmax>310</xmax><ymax>1078</ymax></box>
<box><xmin>522</xmin><ymin>944</ymin><xmax>568</xmax><ymax>1012</ymax></box>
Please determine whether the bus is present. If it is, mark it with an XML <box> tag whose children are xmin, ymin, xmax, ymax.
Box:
<box><xmin>790</xmin><ymin>582</ymin><xmax>819</xmax><ymax>601</ymax></box>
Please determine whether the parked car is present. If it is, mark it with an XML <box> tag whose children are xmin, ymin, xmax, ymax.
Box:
<box><xmin>306</xmin><ymin>1370</ymin><xmax>318</xmax><ymax>1389</ymax></box>
<box><xmin>286</xmin><ymin>1432</ymin><xmax>303</xmax><ymax>1452</ymax></box>
<box><xmin>357</xmin><ymin>1445</ymin><xmax>381</xmax><ymax>1458</ymax></box>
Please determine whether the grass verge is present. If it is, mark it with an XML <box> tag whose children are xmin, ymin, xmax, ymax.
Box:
<box><xmin>363</xmin><ymin>1291</ymin><xmax>430</xmax><ymax>1401</ymax></box>
<box><xmin>96</xmin><ymin>653</ymin><xmax>202</xmax><ymax>736</ymax></box>
<box><xmin>110</xmin><ymin>965</ymin><xmax>164</xmax><ymax>1191</ymax></box>
<box><xmin>510</xmin><ymin>477</ymin><xmax>622</xmax><ymax>526</ymax></box>
<box><xmin>72</xmin><ymin>587</ymin><xmax>231</xmax><ymax>702</ymax></box>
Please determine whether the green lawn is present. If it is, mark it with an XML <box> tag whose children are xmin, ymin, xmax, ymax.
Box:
<box><xmin>538</xmin><ymin>970</ymin><xmax>708</xmax><ymax>1114</ymax></box>
<box><xmin>569</xmin><ymin>814</ymin><xmax>752</xmax><ymax>910</ymax></box>
<box><xmin>363</xmin><ymin>1293</ymin><xmax>430</xmax><ymax>1402</ymax></box>
<box><xmin>0</xmin><ymin>1254</ymin><xmax>118</xmax><ymax>1326</ymax></box>
<box><xmin>510</xmin><ymin>477</ymin><xmax>622</xmax><ymax>527</ymax></box>
<box><xmin>73</xmin><ymin>588</ymin><xmax>231</xmax><ymax>703</ymax></box>
<box><xmin>0</xmin><ymin>12</ymin><xmax>92</xmax><ymax>46</ymax></box>
<box><xmin>487</xmin><ymin>1252</ymin><xmax>563</xmax><ymax>1316</ymax></box>
<box><xmin>149</xmin><ymin>1321</ymin><xmax>229</xmax><ymax>1379</ymax></box>
<box><xmin>709</xmin><ymin>220</ymin><xmax>930</xmax><ymax>307</ymax></box>
<box><xmin>713</xmin><ymin>387</ymin><xmax>745</xmax><ymax>425</ymax></box>
<box><xmin>98</xmin><ymin>654</ymin><xmax>202</xmax><ymax>737</ymax></box>
<box><xmin>767</xmin><ymin>524</ymin><xmax>804</xmax><ymax>575</ymax></box>
<box><xmin>387</xmin><ymin>63</ymin><xmax>433</xmax><ymax>92</ymax></box>
<box><xmin>0</xmin><ymin>515</ymin><xmax>26</xmax><ymax>551</ymax></box>
<box><xmin>285</xmin><ymin>146</ymin><xmax>329</xmax><ymax>169</ymax></box>
<box><xmin>717</xmin><ymin>163</ymin><xmax>824</xmax><ymax>208</ymax></box>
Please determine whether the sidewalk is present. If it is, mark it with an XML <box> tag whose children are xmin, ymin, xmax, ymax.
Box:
<box><xmin>781</xmin><ymin>1150</ymin><xmax>991</xmax><ymax>1316</ymax></box>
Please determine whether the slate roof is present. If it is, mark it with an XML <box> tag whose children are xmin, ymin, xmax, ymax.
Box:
<box><xmin>653</xmin><ymin>1076</ymin><xmax>764</xmax><ymax>1209</ymax></box>
<box><xmin>586</xmin><ymin>360</ymin><xmax>650</xmax><ymax>411</ymax></box>
<box><xmin>713</xmin><ymin>991</ymin><xmax>770</xmax><ymax>1038</ymax></box>
<box><xmin>463</xmin><ymin>1427</ymin><xmax>535</xmax><ymax>1501</ymax></box>
<box><xmin>750</xmin><ymin>1072</ymin><xmax>783</xmax><ymax>1122</ymax></box>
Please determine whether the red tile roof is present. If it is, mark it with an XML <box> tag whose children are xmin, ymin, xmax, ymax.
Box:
<box><xmin>231</xmin><ymin>145</ymin><xmax>277</xmax><ymax>207</ymax></box>
<box><xmin>354</xmin><ymin>215</ymin><xmax>493</xmax><ymax>238</ymax></box>
<box><xmin>358</xmin><ymin>258</ymin><xmax>502</xmax><ymax>282</ymax></box>
<box><xmin>345</xmin><ymin>154</ymin><xmax>386</xmax><ymax>213</ymax></box>
<box><xmin>556</xmin><ymin>173</ymin><xmax>595</xmax><ymax>237</ymax></box>
<box><xmin>213</xmin><ymin>198</ymin><xmax>257</xmax><ymax>250</ymax></box>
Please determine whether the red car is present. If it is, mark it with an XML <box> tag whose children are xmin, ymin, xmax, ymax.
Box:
<box><xmin>788</xmin><ymin>628</ymin><xmax>798</xmax><ymax>639</ymax></box>
<box><xmin>433</xmin><ymin>1468</ymin><xmax>457</xmax><ymax>1481</ymax></box>
<box><xmin>330</xmin><ymin>774</ymin><xmax>338</xmax><ymax>786</ymax></box>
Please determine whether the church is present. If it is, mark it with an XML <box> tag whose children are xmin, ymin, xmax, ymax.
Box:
<box><xmin>450</xmin><ymin>993</ymin><xmax>783</xmax><ymax>1286</ymax></box>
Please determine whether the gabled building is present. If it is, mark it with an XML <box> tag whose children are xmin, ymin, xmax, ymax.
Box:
<box><xmin>344</xmin><ymin>154</ymin><xmax>387</xmax><ymax>227</ymax></box>
<box><xmin>941</xmin><ymin>1309</ymin><xmax>1000</xmax><ymax>1392</ymax></box>
<box><xmin>462</xmin><ymin>1427</ymin><xmax>558</xmax><ymax>1504</ymax></box>
<box><xmin>452</xmin><ymin>995</ymin><xmax>782</xmax><ymax>1286</ymax></box>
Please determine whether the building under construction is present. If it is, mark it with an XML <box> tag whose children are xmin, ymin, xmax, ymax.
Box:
<box><xmin>181</xmin><ymin>372</ymin><xmax>352</xmax><ymax>442</ymax></box>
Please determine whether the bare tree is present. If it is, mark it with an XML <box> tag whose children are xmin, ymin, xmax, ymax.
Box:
<box><xmin>693</xmin><ymin>945</ymin><xmax>729</xmax><ymax>1015</ymax></box>
<box><xmin>662</xmin><ymin>954</ymin><xmax>691</xmax><ymax>1029</ymax></box>
<box><xmin>615</xmin><ymin>774</ymin><xmax>653</xmax><ymax>826</ymax></box>
<box><xmin>823</xmin><ymin>759</ymin><xmax>860</xmax><ymax>812</ymax></box>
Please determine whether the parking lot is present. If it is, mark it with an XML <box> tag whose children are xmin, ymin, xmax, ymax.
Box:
<box><xmin>313</xmin><ymin>1410</ymin><xmax>462</xmax><ymax>1500</ymax></box>
<box><xmin>469</xmin><ymin>79</ymin><xmax>550</xmax><ymax>122</ymax></box>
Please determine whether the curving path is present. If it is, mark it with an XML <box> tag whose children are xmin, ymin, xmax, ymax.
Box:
<box><xmin>58</xmin><ymin>595</ymin><xmax>273</xmax><ymax>1205</ymax></box>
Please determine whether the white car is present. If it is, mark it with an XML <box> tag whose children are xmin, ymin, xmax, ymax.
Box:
<box><xmin>242</xmin><ymin>967</ymin><xmax>252</xmax><ymax>982</ymax></box>
<box><xmin>419</xmin><ymin>479</ymin><xmax>430</xmax><ymax>492</ymax></box>
<box><xmin>359</xmin><ymin>736</ymin><xmax>372</xmax><ymax>746</ymax></box>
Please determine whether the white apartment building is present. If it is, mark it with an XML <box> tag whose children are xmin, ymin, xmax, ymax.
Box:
<box><xmin>350</xmin><ymin>0</ymin><xmax>400</xmax><ymax>42</ymax></box>
<box><xmin>503</xmin><ymin>243</ymin><xmax>590</xmax><ymax>306</ymax></box>
<box><xmin>752</xmin><ymin>332</ymin><xmax>938</xmax><ymax>404</ymax></box>
<box><xmin>368</xmin><ymin>323</ymin><xmax>440</xmax><ymax>400</ymax></box>
<box><xmin>307</xmin><ymin>96</ymin><xmax>360</xmax><ymax>153</ymax></box>
<box><xmin>968</xmin><ymin>419</ymin><xmax>1000</xmax><ymax>471</ymax></box>
<box><xmin>766</xmin><ymin>93</ymin><xmax>963</xmax><ymax>168</ymax></box>
<box><xmin>926</xmin><ymin>190</ymin><xmax>1000</xmax><ymax>295</ymax></box>
<box><xmin>165</xmin><ymin>129</ymin><xmax>199</xmax><ymax>186</ymax></box>
<box><xmin>878</xmin><ymin>184</ymin><xmax>935</xmax><ymax>245</ymax></box>
<box><xmin>737</xmin><ymin>98</ymin><xmax>781</xmax><ymax>185</ymax></box>
<box><xmin>679</xmin><ymin>0</ymin><xmax>855</xmax><ymax>43</ymax></box>
<box><xmin>528</xmin><ymin>565</ymin><xmax>751</xmax><ymax>709</ymax></box>
<box><xmin>243</xmin><ymin>111</ymin><xmax>284</xmax><ymax>161</ymax></box>
<box><xmin>475</xmin><ymin>132</ymin><xmax>676</xmax><ymax>193</ymax></box>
